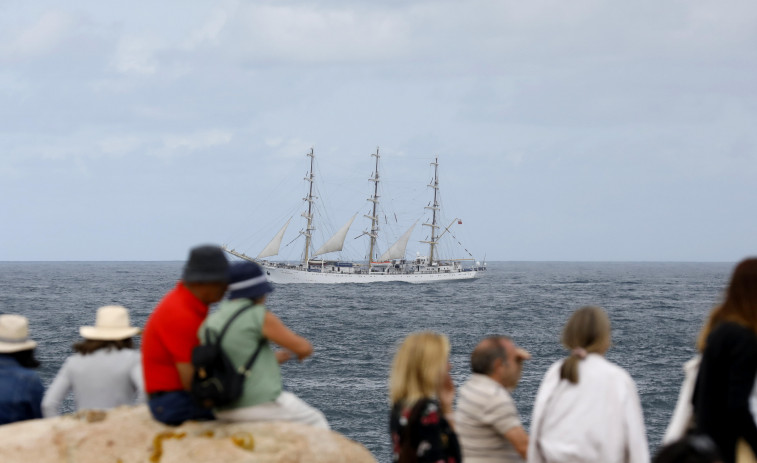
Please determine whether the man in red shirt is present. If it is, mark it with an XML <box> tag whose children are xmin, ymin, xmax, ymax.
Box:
<box><xmin>141</xmin><ymin>244</ymin><xmax>229</xmax><ymax>425</ymax></box>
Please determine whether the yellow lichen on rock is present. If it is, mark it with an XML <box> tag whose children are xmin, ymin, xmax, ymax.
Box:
<box><xmin>231</xmin><ymin>431</ymin><xmax>255</xmax><ymax>451</ymax></box>
<box><xmin>72</xmin><ymin>409</ymin><xmax>107</xmax><ymax>423</ymax></box>
<box><xmin>149</xmin><ymin>431</ymin><xmax>187</xmax><ymax>463</ymax></box>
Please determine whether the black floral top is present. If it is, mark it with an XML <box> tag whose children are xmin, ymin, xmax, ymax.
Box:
<box><xmin>390</xmin><ymin>398</ymin><xmax>461</xmax><ymax>463</ymax></box>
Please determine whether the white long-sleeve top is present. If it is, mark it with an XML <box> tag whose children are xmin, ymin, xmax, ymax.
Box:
<box><xmin>42</xmin><ymin>348</ymin><xmax>145</xmax><ymax>417</ymax></box>
<box><xmin>527</xmin><ymin>354</ymin><xmax>649</xmax><ymax>463</ymax></box>
<box><xmin>662</xmin><ymin>355</ymin><xmax>700</xmax><ymax>444</ymax></box>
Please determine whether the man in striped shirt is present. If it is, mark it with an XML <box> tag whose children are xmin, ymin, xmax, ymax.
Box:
<box><xmin>455</xmin><ymin>336</ymin><xmax>530</xmax><ymax>463</ymax></box>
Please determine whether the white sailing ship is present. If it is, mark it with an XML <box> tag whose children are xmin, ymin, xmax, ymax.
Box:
<box><xmin>223</xmin><ymin>148</ymin><xmax>484</xmax><ymax>284</ymax></box>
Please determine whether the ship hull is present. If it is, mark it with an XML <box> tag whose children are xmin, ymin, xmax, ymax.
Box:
<box><xmin>263</xmin><ymin>265</ymin><xmax>477</xmax><ymax>284</ymax></box>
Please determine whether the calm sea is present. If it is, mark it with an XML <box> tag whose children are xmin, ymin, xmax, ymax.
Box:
<box><xmin>0</xmin><ymin>261</ymin><xmax>733</xmax><ymax>461</ymax></box>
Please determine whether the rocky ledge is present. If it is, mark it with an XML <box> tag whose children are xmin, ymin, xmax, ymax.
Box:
<box><xmin>0</xmin><ymin>405</ymin><xmax>376</xmax><ymax>463</ymax></box>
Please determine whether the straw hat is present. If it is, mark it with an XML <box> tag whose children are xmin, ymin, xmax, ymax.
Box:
<box><xmin>0</xmin><ymin>314</ymin><xmax>38</xmax><ymax>353</ymax></box>
<box><xmin>79</xmin><ymin>305</ymin><xmax>140</xmax><ymax>341</ymax></box>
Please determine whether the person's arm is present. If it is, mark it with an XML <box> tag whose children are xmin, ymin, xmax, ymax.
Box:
<box><xmin>439</xmin><ymin>372</ymin><xmax>455</xmax><ymax>429</ymax></box>
<box><xmin>130</xmin><ymin>357</ymin><xmax>147</xmax><ymax>404</ymax></box>
<box><xmin>624</xmin><ymin>376</ymin><xmax>650</xmax><ymax>463</ymax></box>
<box><xmin>487</xmin><ymin>385</ymin><xmax>528</xmax><ymax>458</ymax></box>
<box><xmin>159</xmin><ymin>307</ymin><xmax>201</xmax><ymax>391</ymax></box>
<box><xmin>663</xmin><ymin>356</ymin><xmax>700</xmax><ymax>444</ymax></box>
<box><xmin>527</xmin><ymin>363</ymin><xmax>561</xmax><ymax>463</ymax></box>
<box><xmin>504</xmin><ymin>426</ymin><xmax>529</xmax><ymax>459</ymax></box>
<box><xmin>175</xmin><ymin>362</ymin><xmax>194</xmax><ymax>391</ymax></box>
<box><xmin>275</xmin><ymin>350</ymin><xmax>292</xmax><ymax>364</ymax></box>
<box><xmin>41</xmin><ymin>360</ymin><xmax>71</xmax><ymax>417</ymax></box>
<box><xmin>262</xmin><ymin>311</ymin><xmax>312</xmax><ymax>360</ymax></box>
<box><xmin>727</xmin><ymin>328</ymin><xmax>757</xmax><ymax>454</ymax></box>
<box><xmin>28</xmin><ymin>373</ymin><xmax>45</xmax><ymax>420</ymax></box>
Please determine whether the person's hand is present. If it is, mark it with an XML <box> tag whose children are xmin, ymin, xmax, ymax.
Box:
<box><xmin>439</xmin><ymin>372</ymin><xmax>455</xmax><ymax>415</ymax></box>
<box><xmin>515</xmin><ymin>347</ymin><xmax>531</xmax><ymax>363</ymax></box>
<box><xmin>296</xmin><ymin>349</ymin><xmax>310</xmax><ymax>362</ymax></box>
<box><xmin>275</xmin><ymin>350</ymin><xmax>292</xmax><ymax>364</ymax></box>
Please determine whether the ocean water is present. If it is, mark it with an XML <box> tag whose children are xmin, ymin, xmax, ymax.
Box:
<box><xmin>0</xmin><ymin>261</ymin><xmax>734</xmax><ymax>461</ymax></box>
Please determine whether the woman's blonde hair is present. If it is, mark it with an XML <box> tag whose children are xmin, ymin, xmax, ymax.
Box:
<box><xmin>389</xmin><ymin>331</ymin><xmax>450</xmax><ymax>405</ymax></box>
<box><xmin>560</xmin><ymin>306</ymin><xmax>611</xmax><ymax>384</ymax></box>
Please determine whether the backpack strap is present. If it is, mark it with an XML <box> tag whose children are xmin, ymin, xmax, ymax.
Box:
<box><xmin>239</xmin><ymin>339</ymin><xmax>268</xmax><ymax>375</ymax></box>
<box><xmin>205</xmin><ymin>301</ymin><xmax>269</xmax><ymax>376</ymax></box>
<box><xmin>205</xmin><ymin>302</ymin><xmax>255</xmax><ymax>346</ymax></box>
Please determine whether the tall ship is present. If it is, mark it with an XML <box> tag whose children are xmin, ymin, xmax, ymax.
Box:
<box><xmin>223</xmin><ymin>148</ymin><xmax>484</xmax><ymax>284</ymax></box>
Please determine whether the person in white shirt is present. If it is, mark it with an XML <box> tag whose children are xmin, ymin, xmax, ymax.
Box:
<box><xmin>528</xmin><ymin>305</ymin><xmax>649</xmax><ymax>463</ymax></box>
<box><xmin>42</xmin><ymin>305</ymin><xmax>145</xmax><ymax>417</ymax></box>
<box><xmin>455</xmin><ymin>335</ymin><xmax>531</xmax><ymax>462</ymax></box>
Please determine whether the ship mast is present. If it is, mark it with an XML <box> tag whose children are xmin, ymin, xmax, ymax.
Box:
<box><xmin>301</xmin><ymin>148</ymin><xmax>316</xmax><ymax>265</ymax></box>
<box><xmin>422</xmin><ymin>157</ymin><xmax>440</xmax><ymax>265</ymax></box>
<box><xmin>365</xmin><ymin>148</ymin><xmax>381</xmax><ymax>270</ymax></box>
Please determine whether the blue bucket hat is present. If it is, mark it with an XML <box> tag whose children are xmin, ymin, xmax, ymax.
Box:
<box><xmin>228</xmin><ymin>262</ymin><xmax>274</xmax><ymax>299</ymax></box>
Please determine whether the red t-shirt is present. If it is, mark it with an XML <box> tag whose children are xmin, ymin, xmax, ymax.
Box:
<box><xmin>141</xmin><ymin>282</ymin><xmax>209</xmax><ymax>394</ymax></box>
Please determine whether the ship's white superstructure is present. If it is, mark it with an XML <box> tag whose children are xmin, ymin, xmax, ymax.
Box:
<box><xmin>223</xmin><ymin>148</ymin><xmax>485</xmax><ymax>284</ymax></box>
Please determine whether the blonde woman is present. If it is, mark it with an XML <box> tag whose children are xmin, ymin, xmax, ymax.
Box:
<box><xmin>528</xmin><ymin>306</ymin><xmax>649</xmax><ymax>463</ymax></box>
<box><xmin>389</xmin><ymin>331</ymin><xmax>461</xmax><ymax>463</ymax></box>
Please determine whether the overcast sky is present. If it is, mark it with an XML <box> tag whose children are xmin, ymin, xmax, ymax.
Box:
<box><xmin>1</xmin><ymin>0</ymin><xmax>755</xmax><ymax>262</ymax></box>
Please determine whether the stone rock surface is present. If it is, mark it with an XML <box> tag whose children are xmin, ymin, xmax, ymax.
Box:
<box><xmin>0</xmin><ymin>405</ymin><xmax>377</xmax><ymax>463</ymax></box>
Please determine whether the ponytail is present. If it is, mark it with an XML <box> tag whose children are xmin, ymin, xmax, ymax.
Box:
<box><xmin>559</xmin><ymin>306</ymin><xmax>611</xmax><ymax>384</ymax></box>
<box><xmin>560</xmin><ymin>355</ymin><xmax>580</xmax><ymax>384</ymax></box>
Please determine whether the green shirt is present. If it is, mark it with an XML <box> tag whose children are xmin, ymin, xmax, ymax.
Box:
<box><xmin>198</xmin><ymin>298</ymin><xmax>282</xmax><ymax>410</ymax></box>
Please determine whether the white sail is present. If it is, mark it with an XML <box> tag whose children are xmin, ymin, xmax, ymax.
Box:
<box><xmin>257</xmin><ymin>218</ymin><xmax>291</xmax><ymax>259</ymax></box>
<box><xmin>379</xmin><ymin>222</ymin><xmax>417</xmax><ymax>261</ymax></box>
<box><xmin>312</xmin><ymin>214</ymin><xmax>357</xmax><ymax>257</ymax></box>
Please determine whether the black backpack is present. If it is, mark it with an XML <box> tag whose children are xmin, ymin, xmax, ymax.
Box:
<box><xmin>190</xmin><ymin>303</ymin><xmax>267</xmax><ymax>408</ymax></box>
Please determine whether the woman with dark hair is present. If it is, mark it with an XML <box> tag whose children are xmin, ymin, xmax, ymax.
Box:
<box><xmin>42</xmin><ymin>305</ymin><xmax>145</xmax><ymax>417</ymax></box>
<box><xmin>0</xmin><ymin>314</ymin><xmax>44</xmax><ymax>424</ymax></box>
<box><xmin>528</xmin><ymin>306</ymin><xmax>648</xmax><ymax>463</ymax></box>
<box><xmin>693</xmin><ymin>257</ymin><xmax>757</xmax><ymax>463</ymax></box>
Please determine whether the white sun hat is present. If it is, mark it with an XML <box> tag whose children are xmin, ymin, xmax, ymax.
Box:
<box><xmin>0</xmin><ymin>314</ymin><xmax>38</xmax><ymax>353</ymax></box>
<box><xmin>79</xmin><ymin>305</ymin><xmax>140</xmax><ymax>341</ymax></box>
